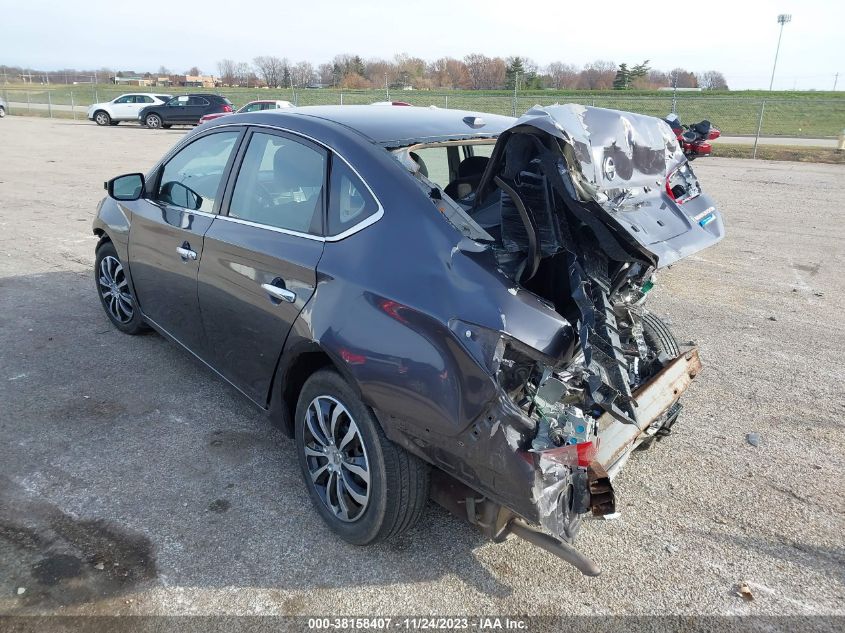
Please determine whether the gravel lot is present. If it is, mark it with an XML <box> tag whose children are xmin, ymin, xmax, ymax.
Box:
<box><xmin>1</xmin><ymin>117</ymin><xmax>843</xmax><ymax>618</ymax></box>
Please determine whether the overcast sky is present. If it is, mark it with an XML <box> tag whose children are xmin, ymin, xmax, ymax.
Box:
<box><xmin>1</xmin><ymin>0</ymin><xmax>842</xmax><ymax>90</ymax></box>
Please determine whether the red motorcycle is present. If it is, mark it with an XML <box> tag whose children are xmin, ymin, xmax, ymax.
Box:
<box><xmin>664</xmin><ymin>113</ymin><xmax>721</xmax><ymax>159</ymax></box>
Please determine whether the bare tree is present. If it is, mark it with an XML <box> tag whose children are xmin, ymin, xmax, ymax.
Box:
<box><xmin>253</xmin><ymin>56</ymin><xmax>285</xmax><ymax>88</ymax></box>
<box><xmin>429</xmin><ymin>57</ymin><xmax>469</xmax><ymax>89</ymax></box>
<box><xmin>291</xmin><ymin>61</ymin><xmax>315</xmax><ymax>87</ymax></box>
<box><xmin>546</xmin><ymin>61</ymin><xmax>579</xmax><ymax>89</ymax></box>
<box><xmin>234</xmin><ymin>62</ymin><xmax>252</xmax><ymax>87</ymax></box>
<box><xmin>317</xmin><ymin>63</ymin><xmax>334</xmax><ymax>86</ymax></box>
<box><xmin>217</xmin><ymin>59</ymin><xmax>237</xmax><ymax>86</ymax></box>
<box><xmin>463</xmin><ymin>54</ymin><xmax>506</xmax><ymax>89</ymax></box>
<box><xmin>647</xmin><ymin>69</ymin><xmax>670</xmax><ymax>88</ymax></box>
<box><xmin>670</xmin><ymin>68</ymin><xmax>699</xmax><ymax>88</ymax></box>
<box><xmin>364</xmin><ymin>58</ymin><xmax>398</xmax><ymax>89</ymax></box>
<box><xmin>185</xmin><ymin>66</ymin><xmax>201</xmax><ymax>76</ymax></box>
<box><xmin>577</xmin><ymin>60</ymin><xmax>616</xmax><ymax>89</ymax></box>
<box><xmin>697</xmin><ymin>70</ymin><xmax>728</xmax><ymax>90</ymax></box>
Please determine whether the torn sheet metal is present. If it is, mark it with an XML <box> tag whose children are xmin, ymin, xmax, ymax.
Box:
<box><xmin>501</xmin><ymin>104</ymin><xmax>725</xmax><ymax>268</ymax></box>
<box><xmin>513</xmin><ymin>103</ymin><xmax>682</xmax><ymax>196</ymax></box>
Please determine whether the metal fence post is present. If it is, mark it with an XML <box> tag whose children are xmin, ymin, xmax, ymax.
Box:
<box><xmin>444</xmin><ymin>95</ymin><xmax>448</xmax><ymax>109</ymax></box>
<box><xmin>511</xmin><ymin>94</ymin><xmax>516</xmax><ymax>117</ymax></box>
<box><xmin>27</xmin><ymin>90</ymin><xmax>31</xmax><ymax>113</ymax></box>
<box><xmin>340</xmin><ymin>92</ymin><xmax>343</xmax><ymax>105</ymax></box>
<box><xmin>752</xmin><ymin>99</ymin><xmax>766</xmax><ymax>159</ymax></box>
<box><xmin>48</xmin><ymin>91</ymin><xmax>52</xmax><ymax>118</ymax></box>
<box><xmin>70</xmin><ymin>91</ymin><xmax>76</xmax><ymax>120</ymax></box>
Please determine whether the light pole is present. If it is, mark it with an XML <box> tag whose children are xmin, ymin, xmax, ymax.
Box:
<box><xmin>769</xmin><ymin>13</ymin><xmax>792</xmax><ymax>90</ymax></box>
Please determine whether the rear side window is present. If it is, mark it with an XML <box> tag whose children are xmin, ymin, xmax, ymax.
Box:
<box><xmin>157</xmin><ymin>131</ymin><xmax>240</xmax><ymax>212</ymax></box>
<box><xmin>229</xmin><ymin>132</ymin><xmax>326</xmax><ymax>235</ymax></box>
<box><xmin>327</xmin><ymin>158</ymin><xmax>378</xmax><ymax>236</ymax></box>
<box><xmin>188</xmin><ymin>96</ymin><xmax>210</xmax><ymax>106</ymax></box>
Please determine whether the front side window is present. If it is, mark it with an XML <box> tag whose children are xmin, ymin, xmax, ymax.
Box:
<box><xmin>114</xmin><ymin>96</ymin><xmax>133</xmax><ymax>104</ymax></box>
<box><xmin>240</xmin><ymin>102</ymin><xmax>263</xmax><ymax>113</ymax></box>
<box><xmin>327</xmin><ymin>159</ymin><xmax>378</xmax><ymax>236</ymax></box>
<box><xmin>157</xmin><ymin>132</ymin><xmax>240</xmax><ymax>212</ymax></box>
<box><xmin>229</xmin><ymin>132</ymin><xmax>326</xmax><ymax>234</ymax></box>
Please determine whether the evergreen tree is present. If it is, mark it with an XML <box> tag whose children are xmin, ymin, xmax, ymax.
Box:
<box><xmin>505</xmin><ymin>57</ymin><xmax>525</xmax><ymax>90</ymax></box>
<box><xmin>630</xmin><ymin>60</ymin><xmax>650</xmax><ymax>88</ymax></box>
<box><xmin>612</xmin><ymin>63</ymin><xmax>630</xmax><ymax>90</ymax></box>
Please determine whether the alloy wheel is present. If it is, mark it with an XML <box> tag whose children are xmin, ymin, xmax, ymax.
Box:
<box><xmin>98</xmin><ymin>255</ymin><xmax>134</xmax><ymax>324</ymax></box>
<box><xmin>146</xmin><ymin>115</ymin><xmax>161</xmax><ymax>128</ymax></box>
<box><xmin>303</xmin><ymin>395</ymin><xmax>371</xmax><ymax>522</ymax></box>
<box><xmin>95</xmin><ymin>112</ymin><xmax>108</xmax><ymax>125</ymax></box>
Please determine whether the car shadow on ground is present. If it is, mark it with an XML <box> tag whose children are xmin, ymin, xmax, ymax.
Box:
<box><xmin>0</xmin><ymin>271</ymin><xmax>513</xmax><ymax>613</ymax></box>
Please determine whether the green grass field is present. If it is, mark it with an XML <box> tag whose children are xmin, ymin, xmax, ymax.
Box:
<box><xmin>2</xmin><ymin>84</ymin><xmax>844</xmax><ymax>137</ymax></box>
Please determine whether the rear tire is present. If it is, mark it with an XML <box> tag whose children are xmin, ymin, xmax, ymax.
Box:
<box><xmin>295</xmin><ymin>369</ymin><xmax>429</xmax><ymax>545</ymax></box>
<box><xmin>641</xmin><ymin>312</ymin><xmax>680</xmax><ymax>360</ymax></box>
<box><xmin>637</xmin><ymin>312</ymin><xmax>682</xmax><ymax>447</ymax></box>
<box><xmin>94</xmin><ymin>110</ymin><xmax>111</xmax><ymax>126</ymax></box>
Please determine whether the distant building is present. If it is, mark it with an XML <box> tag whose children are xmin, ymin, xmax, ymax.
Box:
<box><xmin>658</xmin><ymin>87</ymin><xmax>702</xmax><ymax>92</ymax></box>
<box><xmin>112</xmin><ymin>76</ymin><xmax>153</xmax><ymax>86</ymax></box>
<box><xmin>181</xmin><ymin>75</ymin><xmax>216</xmax><ymax>88</ymax></box>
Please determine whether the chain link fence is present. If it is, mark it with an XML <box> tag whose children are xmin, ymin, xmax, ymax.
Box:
<box><xmin>2</xmin><ymin>86</ymin><xmax>842</xmax><ymax>154</ymax></box>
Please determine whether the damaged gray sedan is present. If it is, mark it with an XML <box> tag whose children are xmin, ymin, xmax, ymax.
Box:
<box><xmin>94</xmin><ymin>104</ymin><xmax>723</xmax><ymax>575</ymax></box>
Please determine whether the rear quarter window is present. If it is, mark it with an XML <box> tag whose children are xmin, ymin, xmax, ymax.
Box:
<box><xmin>327</xmin><ymin>158</ymin><xmax>379</xmax><ymax>236</ymax></box>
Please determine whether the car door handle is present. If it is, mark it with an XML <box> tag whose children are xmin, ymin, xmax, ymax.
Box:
<box><xmin>176</xmin><ymin>246</ymin><xmax>197</xmax><ymax>261</ymax></box>
<box><xmin>261</xmin><ymin>283</ymin><xmax>296</xmax><ymax>303</ymax></box>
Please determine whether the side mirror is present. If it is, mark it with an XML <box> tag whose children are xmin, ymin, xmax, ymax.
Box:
<box><xmin>105</xmin><ymin>173</ymin><xmax>145</xmax><ymax>201</ymax></box>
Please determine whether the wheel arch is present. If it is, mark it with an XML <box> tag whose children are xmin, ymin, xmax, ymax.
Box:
<box><xmin>268</xmin><ymin>341</ymin><xmax>363</xmax><ymax>438</ymax></box>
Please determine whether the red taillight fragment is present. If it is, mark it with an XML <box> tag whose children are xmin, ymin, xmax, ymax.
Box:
<box><xmin>340</xmin><ymin>348</ymin><xmax>366</xmax><ymax>365</ymax></box>
<box><xmin>535</xmin><ymin>441</ymin><xmax>597</xmax><ymax>467</ymax></box>
<box><xmin>222</xmin><ymin>105</ymin><xmax>233</xmax><ymax>112</ymax></box>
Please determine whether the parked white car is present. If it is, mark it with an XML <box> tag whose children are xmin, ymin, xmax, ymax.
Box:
<box><xmin>87</xmin><ymin>93</ymin><xmax>172</xmax><ymax>126</ymax></box>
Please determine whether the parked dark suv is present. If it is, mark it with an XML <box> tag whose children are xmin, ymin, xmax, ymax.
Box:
<box><xmin>138</xmin><ymin>93</ymin><xmax>233</xmax><ymax>128</ymax></box>
<box><xmin>94</xmin><ymin>105</ymin><xmax>723</xmax><ymax>574</ymax></box>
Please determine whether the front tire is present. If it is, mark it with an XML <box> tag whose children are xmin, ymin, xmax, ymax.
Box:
<box><xmin>94</xmin><ymin>242</ymin><xmax>146</xmax><ymax>334</ymax></box>
<box><xmin>94</xmin><ymin>110</ymin><xmax>111</xmax><ymax>126</ymax></box>
<box><xmin>295</xmin><ymin>369</ymin><xmax>429</xmax><ymax>545</ymax></box>
<box><xmin>145</xmin><ymin>113</ymin><xmax>162</xmax><ymax>129</ymax></box>
<box><xmin>0</xmin><ymin>106</ymin><xmax>6</xmax><ymax>118</ymax></box>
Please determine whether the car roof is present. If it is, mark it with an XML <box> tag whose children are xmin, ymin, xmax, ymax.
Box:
<box><xmin>259</xmin><ymin>105</ymin><xmax>516</xmax><ymax>147</ymax></box>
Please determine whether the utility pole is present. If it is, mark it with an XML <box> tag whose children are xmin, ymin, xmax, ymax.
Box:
<box><xmin>834</xmin><ymin>72</ymin><xmax>839</xmax><ymax>91</ymax></box>
<box><xmin>671</xmin><ymin>70</ymin><xmax>678</xmax><ymax>114</ymax></box>
<box><xmin>769</xmin><ymin>14</ymin><xmax>792</xmax><ymax>91</ymax></box>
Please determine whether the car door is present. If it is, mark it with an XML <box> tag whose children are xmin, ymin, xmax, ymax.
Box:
<box><xmin>197</xmin><ymin>129</ymin><xmax>327</xmax><ymax>403</ymax></box>
<box><xmin>112</xmin><ymin>95</ymin><xmax>135</xmax><ymax>120</ymax></box>
<box><xmin>186</xmin><ymin>96</ymin><xmax>210</xmax><ymax>123</ymax></box>
<box><xmin>128</xmin><ymin>95</ymin><xmax>153</xmax><ymax>119</ymax></box>
<box><xmin>164</xmin><ymin>96</ymin><xmax>189</xmax><ymax>123</ymax></box>
<box><xmin>127</xmin><ymin>129</ymin><xmax>243</xmax><ymax>353</ymax></box>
